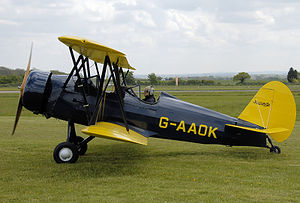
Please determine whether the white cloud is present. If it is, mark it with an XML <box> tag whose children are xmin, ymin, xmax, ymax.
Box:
<box><xmin>255</xmin><ymin>10</ymin><xmax>275</xmax><ymax>25</ymax></box>
<box><xmin>133</xmin><ymin>10</ymin><xmax>156</xmax><ymax>27</ymax></box>
<box><xmin>67</xmin><ymin>0</ymin><xmax>116</xmax><ymax>22</ymax></box>
<box><xmin>2</xmin><ymin>0</ymin><xmax>300</xmax><ymax>74</ymax></box>
<box><xmin>165</xmin><ymin>9</ymin><xmax>215</xmax><ymax>44</ymax></box>
<box><xmin>166</xmin><ymin>19</ymin><xmax>179</xmax><ymax>31</ymax></box>
<box><xmin>119</xmin><ymin>0</ymin><xmax>137</xmax><ymax>6</ymax></box>
<box><xmin>0</xmin><ymin>19</ymin><xmax>19</xmax><ymax>25</ymax></box>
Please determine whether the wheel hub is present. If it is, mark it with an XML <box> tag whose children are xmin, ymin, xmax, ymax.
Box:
<box><xmin>59</xmin><ymin>148</ymin><xmax>73</xmax><ymax>161</ymax></box>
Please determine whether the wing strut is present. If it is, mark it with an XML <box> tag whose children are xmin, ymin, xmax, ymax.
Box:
<box><xmin>88</xmin><ymin>55</ymin><xmax>129</xmax><ymax>132</ymax></box>
<box><xmin>88</xmin><ymin>56</ymin><xmax>108</xmax><ymax>125</ymax></box>
<box><xmin>107</xmin><ymin>56</ymin><xmax>130</xmax><ymax>131</ymax></box>
<box><xmin>120</xmin><ymin>68</ymin><xmax>128</xmax><ymax>86</ymax></box>
<box><xmin>59</xmin><ymin>48</ymin><xmax>91</xmax><ymax>122</ymax></box>
<box><xmin>61</xmin><ymin>45</ymin><xmax>130</xmax><ymax>130</ymax></box>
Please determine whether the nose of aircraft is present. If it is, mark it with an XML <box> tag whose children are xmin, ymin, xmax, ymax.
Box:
<box><xmin>22</xmin><ymin>71</ymin><xmax>52</xmax><ymax>114</ymax></box>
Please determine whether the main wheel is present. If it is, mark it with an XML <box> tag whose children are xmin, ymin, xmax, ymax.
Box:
<box><xmin>74</xmin><ymin>136</ymin><xmax>88</xmax><ymax>156</ymax></box>
<box><xmin>53</xmin><ymin>142</ymin><xmax>79</xmax><ymax>163</ymax></box>
<box><xmin>270</xmin><ymin>146</ymin><xmax>281</xmax><ymax>154</ymax></box>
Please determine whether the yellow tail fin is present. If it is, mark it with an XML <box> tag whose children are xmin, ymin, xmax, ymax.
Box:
<box><xmin>238</xmin><ymin>81</ymin><xmax>296</xmax><ymax>143</ymax></box>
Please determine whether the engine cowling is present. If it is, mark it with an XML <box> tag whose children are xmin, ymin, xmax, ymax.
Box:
<box><xmin>22</xmin><ymin>71</ymin><xmax>52</xmax><ymax>114</ymax></box>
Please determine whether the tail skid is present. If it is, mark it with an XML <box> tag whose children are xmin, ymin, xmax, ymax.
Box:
<box><xmin>238</xmin><ymin>81</ymin><xmax>296</xmax><ymax>143</ymax></box>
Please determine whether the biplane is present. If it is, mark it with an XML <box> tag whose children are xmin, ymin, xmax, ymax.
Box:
<box><xmin>12</xmin><ymin>36</ymin><xmax>296</xmax><ymax>163</ymax></box>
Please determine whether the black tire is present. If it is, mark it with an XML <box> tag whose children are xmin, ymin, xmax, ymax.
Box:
<box><xmin>53</xmin><ymin>142</ymin><xmax>79</xmax><ymax>163</ymax></box>
<box><xmin>74</xmin><ymin>136</ymin><xmax>88</xmax><ymax>156</ymax></box>
<box><xmin>270</xmin><ymin>146</ymin><xmax>281</xmax><ymax>154</ymax></box>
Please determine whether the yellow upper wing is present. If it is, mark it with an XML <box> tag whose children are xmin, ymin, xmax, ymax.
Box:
<box><xmin>58</xmin><ymin>36</ymin><xmax>135</xmax><ymax>70</ymax></box>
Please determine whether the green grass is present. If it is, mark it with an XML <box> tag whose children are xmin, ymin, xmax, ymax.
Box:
<box><xmin>0</xmin><ymin>91</ymin><xmax>300</xmax><ymax>202</ymax></box>
<box><xmin>0</xmin><ymin>86</ymin><xmax>18</xmax><ymax>91</ymax></box>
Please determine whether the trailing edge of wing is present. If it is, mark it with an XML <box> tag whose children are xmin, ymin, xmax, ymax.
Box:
<box><xmin>81</xmin><ymin>122</ymin><xmax>148</xmax><ymax>145</ymax></box>
<box><xmin>226</xmin><ymin>124</ymin><xmax>289</xmax><ymax>143</ymax></box>
<box><xmin>58</xmin><ymin>36</ymin><xmax>135</xmax><ymax>70</ymax></box>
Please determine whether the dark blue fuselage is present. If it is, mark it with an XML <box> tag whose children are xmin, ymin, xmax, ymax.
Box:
<box><xmin>22</xmin><ymin>71</ymin><xmax>267</xmax><ymax>148</ymax></box>
<box><xmin>104</xmin><ymin>91</ymin><xmax>266</xmax><ymax>147</ymax></box>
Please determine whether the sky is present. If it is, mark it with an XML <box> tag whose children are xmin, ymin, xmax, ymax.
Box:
<box><xmin>1</xmin><ymin>0</ymin><xmax>300</xmax><ymax>75</ymax></box>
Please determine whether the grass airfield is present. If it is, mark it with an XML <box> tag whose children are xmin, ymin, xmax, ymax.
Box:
<box><xmin>0</xmin><ymin>91</ymin><xmax>300</xmax><ymax>202</ymax></box>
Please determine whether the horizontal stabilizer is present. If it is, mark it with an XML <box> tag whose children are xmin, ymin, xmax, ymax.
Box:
<box><xmin>226</xmin><ymin>124</ymin><xmax>289</xmax><ymax>143</ymax></box>
<box><xmin>226</xmin><ymin>124</ymin><xmax>288</xmax><ymax>134</ymax></box>
<box><xmin>81</xmin><ymin>122</ymin><xmax>148</xmax><ymax>145</ymax></box>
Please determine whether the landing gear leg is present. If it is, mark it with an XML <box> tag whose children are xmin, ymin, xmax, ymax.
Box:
<box><xmin>267</xmin><ymin>136</ymin><xmax>281</xmax><ymax>154</ymax></box>
<box><xmin>53</xmin><ymin>121</ymin><xmax>95</xmax><ymax>163</ymax></box>
<box><xmin>66</xmin><ymin>120</ymin><xmax>77</xmax><ymax>143</ymax></box>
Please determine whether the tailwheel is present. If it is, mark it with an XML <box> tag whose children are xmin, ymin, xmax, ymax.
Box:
<box><xmin>270</xmin><ymin>146</ymin><xmax>281</xmax><ymax>154</ymax></box>
<box><xmin>267</xmin><ymin>137</ymin><xmax>281</xmax><ymax>154</ymax></box>
<box><xmin>53</xmin><ymin>142</ymin><xmax>79</xmax><ymax>163</ymax></box>
<box><xmin>74</xmin><ymin>136</ymin><xmax>88</xmax><ymax>156</ymax></box>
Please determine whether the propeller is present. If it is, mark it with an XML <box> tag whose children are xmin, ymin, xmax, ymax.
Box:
<box><xmin>12</xmin><ymin>43</ymin><xmax>33</xmax><ymax>135</ymax></box>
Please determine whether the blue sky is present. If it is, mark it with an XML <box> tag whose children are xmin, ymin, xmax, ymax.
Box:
<box><xmin>1</xmin><ymin>0</ymin><xmax>300</xmax><ymax>75</ymax></box>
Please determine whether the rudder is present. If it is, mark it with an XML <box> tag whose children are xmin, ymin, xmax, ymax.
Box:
<box><xmin>238</xmin><ymin>81</ymin><xmax>296</xmax><ymax>143</ymax></box>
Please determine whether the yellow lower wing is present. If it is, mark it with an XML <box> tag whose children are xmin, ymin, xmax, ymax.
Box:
<box><xmin>81</xmin><ymin>122</ymin><xmax>148</xmax><ymax>145</ymax></box>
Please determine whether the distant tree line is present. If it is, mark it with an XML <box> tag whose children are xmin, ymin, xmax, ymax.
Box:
<box><xmin>0</xmin><ymin>66</ymin><xmax>25</xmax><ymax>86</ymax></box>
<box><xmin>127</xmin><ymin>71</ymin><xmax>291</xmax><ymax>86</ymax></box>
<box><xmin>0</xmin><ymin>66</ymin><xmax>24</xmax><ymax>75</ymax></box>
<box><xmin>125</xmin><ymin>72</ymin><xmax>215</xmax><ymax>86</ymax></box>
<box><xmin>1</xmin><ymin>66</ymin><xmax>299</xmax><ymax>87</ymax></box>
<box><xmin>0</xmin><ymin>75</ymin><xmax>24</xmax><ymax>85</ymax></box>
<box><xmin>0</xmin><ymin>67</ymin><xmax>70</xmax><ymax>86</ymax></box>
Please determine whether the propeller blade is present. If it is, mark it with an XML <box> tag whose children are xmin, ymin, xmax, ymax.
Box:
<box><xmin>12</xmin><ymin>99</ymin><xmax>23</xmax><ymax>135</ymax></box>
<box><xmin>20</xmin><ymin>43</ymin><xmax>33</xmax><ymax>96</ymax></box>
<box><xmin>12</xmin><ymin>43</ymin><xmax>33</xmax><ymax>135</ymax></box>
